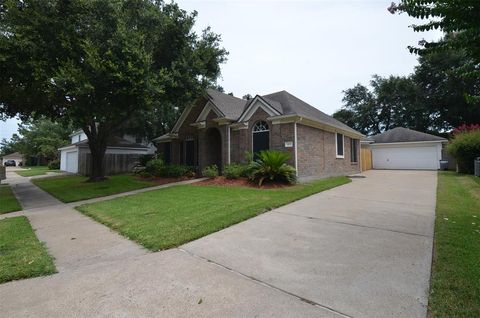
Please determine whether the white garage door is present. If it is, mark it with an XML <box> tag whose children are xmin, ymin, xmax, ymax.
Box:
<box><xmin>65</xmin><ymin>151</ymin><xmax>78</xmax><ymax>173</ymax></box>
<box><xmin>372</xmin><ymin>145</ymin><xmax>440</xmax><ymax>170</ymax></box>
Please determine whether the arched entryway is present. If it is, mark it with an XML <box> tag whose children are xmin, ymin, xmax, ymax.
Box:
<box><xmin>205</xmin><ymin>127</ymin><xmax>222</xmax><ymax>170</ymax></box>
<box><xmin>252</xmin><ymin>121</ymin><xmax>270</xmax><ymax>158</ymax></box>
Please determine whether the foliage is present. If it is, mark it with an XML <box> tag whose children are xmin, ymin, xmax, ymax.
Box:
<box><xmin>145</xmin><ymin>159</ymin><xmax>165</xmax><ymax>176</ymax></box>
<box><xmin>447</xmin><ymin>130</ymin><xmax>480</xmax><ymax>174</ymax></box>
<box><xmin>77</xmin><ymin>176</ymin><xmax>350</xmax><ymax>251</ymax></box>
<box><xmin>160</xmin><ymin>164</ymin><xmax>194</xmax><ymax>178</ymax></box>
<box><xmin>223</xmin><ymin>163</ymin><xmax>248</xmax><ymax>179</ymax></box>
<box><xmin>0</xmin><ymin>185</ymin><xmax>22</xmax><ymax>214</ymax></box>
<box><xmin>138</xmin><ymin>154</ymin><xmax>155</xmax><ymax>167</ymax></box>
<box><xmin>333</xmin><ymin>47</ymin><xmax>480</xmax><ymax>135</ymax></box>
<box><xmin>0</xmin><ymin>134</ymin><xmax>22</xmax><ymax>156</ymax></box>
<box><xmin>202</xmin><ymin>165</ymin><xmax>219</xmax><ymax>178</ymax></box>
<box><xmin>389</xmin><ymin>1</ymin><xmax>480</xmax><ymax>101</ymax></box>
<box><xmin>453</xmin><ymin>124</ymin><xmax>480</xmax><ymax>136</ymax></box>
<box><xmin>429</xmin><ymin>172</ymin><xmax>480</xmax><ymax>317</ymax></box>
<box><xmin>47</xmin><ymin>160</ymin><xmax>60</xmax><ymax>170</ymax></box>
<box><xmin>0</xmin><ymin>216</ymin><xmax>56</xmax><ymax>283</ymax></box>
<box><xmin>0</xmin><ymin>0</ymin><xmax>227</xmax><ymax>180</ymax></box>
<box><xmin>248</xmin><ymin>150</ymin><xmax>296</xmax><ymax>186</ymax></box>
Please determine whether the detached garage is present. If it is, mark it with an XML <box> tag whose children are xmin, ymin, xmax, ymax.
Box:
<box><xmin>369</xmin><ymin>127</ymin><xmax>447</xmax><ymax>170</ymax></box>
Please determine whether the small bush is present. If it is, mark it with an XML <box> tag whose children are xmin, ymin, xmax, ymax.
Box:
<box><xmin>224</xmin><ymin>164</ymin><xmax>247</xmax><ymax>179</ymax></box>
<box><xmin>249</xmin><ymin>150</ymin><xmax>296</xmax><ymax>186</ymax></box>
<box><xmin>145</xmin><ymin>159</ymin><xmax>164</xmax><ymax>176</ymax></box>
<box><xmin>138</xmin><ymin>154</ymin><xmax>155</xmax><ymax>166</ymax></box>
<box><xmin>447</xmin><ymin>129</ymin><xmax>480</xmax><ymax>174</ymax></box>
<box><xmin>160</xmin><ymin>164</ymin><xmax>191</xmax><ymax>178</ymax></box>
<box><xmin>202</xmin><ymin>165</ymin><xmax>219</xmax><ymax>178</ymax></box>
<box><xmin>47</xmin><ymin>160</ymin><xmax>60</xmax><ymax>170</ymax></box>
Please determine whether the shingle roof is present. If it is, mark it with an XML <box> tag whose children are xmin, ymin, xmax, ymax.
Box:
<box><xmin>73</xmin><ymin>137</ymin><xmax>148</xmax><ymax>149</ymax></box>
<box><xmin>262</xmin><ymin>90</ymin><xmax>361</xmax><ymax>135</ymax></box>
<box><xmin>368</xmin><ymin>127</ymin><xmax>447</xmax><ymax>143</ymax></box>
<box><xmin>201</xmin><ymin>89</ymin><xmax>362</xmax><ymax>136</ymax></box>
<box><xmin>206</xmin><ymin>88</ymin><xmax>248</xmax><ymax>120</ymax></box>
<box><xmin>1</xmin><ymin>152</ymin><xmax>23</xmax><ymax>159</ymax></box>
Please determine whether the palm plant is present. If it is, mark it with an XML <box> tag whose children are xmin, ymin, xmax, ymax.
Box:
<box><xmin>248</xmin><ymin>150</ymin><xmax>296</xmax><ymax>186</ymax></box>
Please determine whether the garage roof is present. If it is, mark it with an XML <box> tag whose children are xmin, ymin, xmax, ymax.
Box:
<box><xmin>369</xmin><ymin>127</ymin><xmax>447</xmax><ymax>143</ymax></box>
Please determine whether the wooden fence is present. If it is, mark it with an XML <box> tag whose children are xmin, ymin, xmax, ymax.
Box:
<box><xmin>361</xmin><ymin>148</ymin><xmax>372</xmax><ymax>171</ymax></box>
<box><xmin>78</xmin><ymin>153</ymin><xmax>142</xmax><ymax>176</ymax></box>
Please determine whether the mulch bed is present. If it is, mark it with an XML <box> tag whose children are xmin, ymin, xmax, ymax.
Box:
<box><xmin>194</xmin><ymin>176</ymin><xmax>293</xmax><ymax>189</ymax></box>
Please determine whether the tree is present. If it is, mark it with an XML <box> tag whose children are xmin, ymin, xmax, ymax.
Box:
<box><xmin>0</xmin><ymin>134</ymin><xmax>22</xmax><ymax>157</ymax></box>
<box><xmin>388</xmin><ymin>1</ymin><xmax>480</xmax><ymax>101</ymax></box>
<box><xmin>0</xmin><ymin>0</ymin><xmax>227</xmax><ymax>181</ymax></box>
<box><xmin>333</xmin><ymin>75</ymin><xmax>428</xmax><ymax>135</ymax></box>
<box><xmin>17</xmin><ymin>118</ymin><xmax>72</xmax><ymax>161</ymax></box>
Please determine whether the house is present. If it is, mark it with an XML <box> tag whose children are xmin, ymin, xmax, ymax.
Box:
<box><xmin>59</xmin><ymin>130</ymin><xmax>155</xmax><ymax>175</ymax></box>
<box><xmin>1</xmin><ymin>152</ymin><xmax>24</xmax><ymax>166</ymax></box>
<box><xmin>153</xmin><ymin>89</ymin><xmax>363</xmax><ymax>180</ymax></box>
<box><xmin>366</xmin><ymin>127</ymin><xmax>447</xmax><ymax>170</ymax></box>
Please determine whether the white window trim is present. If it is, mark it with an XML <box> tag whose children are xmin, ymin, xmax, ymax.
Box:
<box><xmin>335</xmin><ymin>132</ymin><xmax>344</xmax><ymax>159</ymax></box>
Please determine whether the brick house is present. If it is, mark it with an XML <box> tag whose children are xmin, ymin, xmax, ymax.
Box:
<box><xmin>153</xmin><ymin>89</ymin><xmax>363</xmax><ymax>180</ymax></box>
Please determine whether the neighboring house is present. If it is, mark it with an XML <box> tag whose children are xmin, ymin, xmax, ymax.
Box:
<box><xmin>154</xmin><ymin>89</ymin><xmax>363</xmax><ymax>180</ymax></box>
<box><xmin>366</xmin><ymin>127</ymin><xmax>447</xmax><ymax>170</ymax></box>
<box><xmin>1</xmin><ymin>152</ymin><xmax>24</xmax><ymax>166</ymax></box>
<box><xmin>59</xmin><ymin>130</ymin><xmax>155</xmax><ymax>174</ymax></box>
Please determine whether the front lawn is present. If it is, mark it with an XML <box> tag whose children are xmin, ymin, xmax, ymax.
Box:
<box><xmin>428</xmin><ymin>172</ymin><xmax>480</xmax><ymax>317</ymax></box>
<box><xmin>0</xmin><ymin>216</ymin><xmax>56</xmax><ymax>284</ymax></box>
<box><xmin>16</xmin><ymin>166</ymin><xmax>60</xmax><ymax>177</ymax></box>
<box><xmin>77</xmin><ymin>176</ymin><xmax>350</xmax><ymax>251</ymax></box>
<box><xmin>33</xmin><ymin>174</ymin><xmax>156</xmax><ymax>202</ymax></box>
<box><xmin>0</xmin><ymin>185</ymin><xmax>22</xmax><ymax>214</ymax></box>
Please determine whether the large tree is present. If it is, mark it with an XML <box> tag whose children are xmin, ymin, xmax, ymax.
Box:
<box><xmin>388</xmin><ymin>0</ymin><xmax>480</xmax><ymax>101</ymax></box>
<box><xmin>0</xmin><ymin>0</ymin><xmax>227</xmax><ymax>180</ymax></box>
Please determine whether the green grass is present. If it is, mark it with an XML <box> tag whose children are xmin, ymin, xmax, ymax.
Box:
<box><xmin>33</xmin><ymin>174</ymin><xmax>156</xmax><ymax>202</ymax></box>
<box><xmin>0</xmin><ymin>185</ymin><xmax>22</xmax><ymax>214</ymax></box>
<box><xmin>428</xmin><ymin>172</ymin><xmax>480</xmax><ymax>317</ymax></box>
<box><xmin>0</xmin><ymin>216</ymin><xmax>56</xmax><ymax>284</ymax></box>
<box><xmin>77</xmin><ymin>176</ymin><xmax>350</xmax><ymax>251</ymax></box>
<box><xmin>15</xmin><ymin>166</ymin><xmax>60</xmax><ymax>177</ymax></box>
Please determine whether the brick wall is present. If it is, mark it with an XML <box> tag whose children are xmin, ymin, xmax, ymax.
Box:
<box><xmin>297</xmin><ymin>124</ymin><xmax>360</xmax><ymax>180</ymax></box>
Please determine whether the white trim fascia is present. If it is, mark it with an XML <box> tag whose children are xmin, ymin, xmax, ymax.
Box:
<box><xmin>212</xmin><ymin>117</ymin><xmax>234</xmax><ymax>125</ymax></box>
<box><xmin>296</xmin><ymin>117</ymin><xmax>363</xmax><ymax>139</ymax></box>
<box><xmin>237</xmin><ymin>96</ymin><xmax>281</xmax><ymax>122</ymax></box>
<box><xmin>231</xmin><ymin>122</ymin><xmax>249</xmax><ymax>131</ymax></box>
<box><xmin>190</xmin><ymin>121</ymin><xmax>206</xmax><ymax>129</ymax></box>
<box><xmin>269</xmin><ymin>114</ymin><xmax>302</xmax><ymax>124</ymax></box>
<box><xmin>294</xmin><ymin>121</ymin><xmax>298</xmax><ymax>176</ymax></box>
<box><xmin>370</xmin><ymin>140</ymin><xmax>447</xmax><ymax>147</ymax></box>
<box><xmin>172</xmin><ymin>105</ymin><xmax>194</xmax><ymax>133</ymax></box>
<box><xmin>335</xmin><ymin>132</ymin><xmax>345</xmax><ymax>159</ymax></box>
<box><xmin>195</xmin><ymin>101</ymin><xmax>223</xmax><ymax>123</ymax></box>
<box><xmin>58</xmin><ymin>145</ymin><xmax>78</xmax><ymax>151</ymax></box>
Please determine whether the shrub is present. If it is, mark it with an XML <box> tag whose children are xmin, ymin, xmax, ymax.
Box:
<box><xmin>202</xmin><ymin>165</ymin><xmax>219</xmax><ymax>178</ymax></box>
<box><xmin>47</xmin><ymin>160</ymin><xmax>60</xmax><ymax>170</ymax></box>
<box><xmin>224</xmin><ymin>163</ymin><xmax>247</xmax><ymax>179</ymax></box>
<box><xmin>145</xmin><ymin>159</ymin><xmax>164</xmax><ymax>176</ymax></box>
<box><xmin>248</xmin><ymin>150</ymin><xmax>296</xmax><ymax>186</ymax></box>
<box><xmin>160</xmin><ymin>164</ymin><xmax>192</xmax><ymax>178</ymax></box>
<box><xmin>138</xmin><ymin>154</ymin><xmax>155</xmax><ymax>166</ymax></box>
<box><xmin>447</xmin><ymin>129</ymin><xmax>480</xmax><ymax>174</ymax></box>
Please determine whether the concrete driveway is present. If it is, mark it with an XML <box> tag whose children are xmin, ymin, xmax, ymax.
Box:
<box><xmin>182</xmin><ymin>170</ymin><xmax>437</xmax><ymax>318</ymax></box>
<box><xmin>0</xmin><ymin>170</ymin><xmax>436</xmax><ymax>317</ymax></box>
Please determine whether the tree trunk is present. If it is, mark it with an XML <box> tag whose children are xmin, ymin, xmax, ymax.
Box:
<box><xmin>83</xmin><ymin>123</ymin><xmax>108</xmax><ymax>182</ymax></box>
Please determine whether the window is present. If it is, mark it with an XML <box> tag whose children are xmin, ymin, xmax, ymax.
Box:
<box><xmin>336</xmin><ymin>133</ymin><xmax>344</xmax><ymax>158</ymax></box>
<box><xmin>185</xmin><ymin>139</ymin><xmax>195</xmax><ymax>166</ymax></box>
<box><xmin>252</xmin><ymin>121</ymin><xmax>270</xmax><ymax>158</ymax></box>
<box><xmin>164</xmin><ymin>142</ymin><xmax>171</xmax><ymax>164</ymax></box>
<box><xmin>350</xmin><ymin>139</ymin><xmax>358</xmax><ymax>163</ymax></box>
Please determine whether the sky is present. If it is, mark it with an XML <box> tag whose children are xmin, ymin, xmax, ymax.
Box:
<box><xmin>0</xmin><ymin>0</ymin><xmax>442</xmax><ymax>141</ymax></box>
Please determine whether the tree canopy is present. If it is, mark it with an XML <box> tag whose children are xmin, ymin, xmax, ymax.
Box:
<box><xmin>0</xmin><ymin>0</ymin><xmax>227</xmax><ymax>180</ymax></box>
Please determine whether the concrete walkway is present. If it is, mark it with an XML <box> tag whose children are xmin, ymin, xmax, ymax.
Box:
<box><xmin>0</xmin><ymin>170</ymin><xmax>436</xmax><ymax>317</ymax></box>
